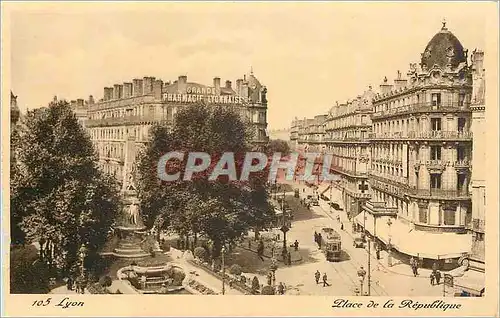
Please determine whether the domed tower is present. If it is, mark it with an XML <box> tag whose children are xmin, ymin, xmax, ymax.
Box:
<box><xmin>368</xmin><ymin>22</ymin><xmax>474</xmax><ymax>265</ymax></box>
<box><xmin>420</xmin><ymin>21</ymin><xmax>468</xmax><ymax>70</ymax></box>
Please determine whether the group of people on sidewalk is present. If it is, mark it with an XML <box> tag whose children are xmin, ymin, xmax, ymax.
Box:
<box><xmin>409</xmin><ymin>257</ymin><xmax>444</xmax><ymax>286</ymax></box>
<box><xmin>314</xmin><ymin>270</ymin><xmax>330</xmax><ymax>287</ymax></box>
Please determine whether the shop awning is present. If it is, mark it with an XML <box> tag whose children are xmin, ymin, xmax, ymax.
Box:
<box><xmin>367</xmin><ymin>217</ymin><xmax>473</xmax><ymax>259</ymax></box>
<box><xmin>354</xmin><ymin>212</ymin><xmax>375</xmax><ymax>236</ymax></box>
<box><xmin>453</xmin><ymin>269</ymin><xmax>485</xmax><ymax>296</ymax></box>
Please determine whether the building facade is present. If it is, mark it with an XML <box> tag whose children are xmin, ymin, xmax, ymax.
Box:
<box><xmin>469</xmin><ymin>50</ymin><xmax>485</xmax><ymax>263</ymax></box>
<box><xmin>366</xmin><ymin>23</ymin><xmax>473</xmax><ymax>263</ymax></box>
<box><xmin>296</xmin><ymin>115</ymin><xmax>327</xmax><ymax>153</ymax></box>
<box><xmin>324</xmin><ymin>88</ymin><xmax>375</xmax><ymax>219</ymax></box>
<box><xmin>290</xmin><ymin>23</ymin><xmax>482</xmax><ymax>265</ymax></box>
<box><xmin>84</xmin><ymin>72</ymin><xmax>268</xmax><ymax>189</ymax></box>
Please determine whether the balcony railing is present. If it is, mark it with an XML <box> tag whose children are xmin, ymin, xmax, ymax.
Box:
<box><xmin>369</xmin><ymin>130</ymin><xmax>472</xmax><ymax>140</ymax></box>
<box><xmin>86</xmin><ymin>115</ymin><xmax>172</xmax><ymax>127</ymax></box>
<box><xmin>405</xmin><ymin>188</ymin><xmax>470</xmax><ymax>199</ymax></box>
<box><xmin>454</xmin><ymin>160</ymin><xmax>471</xmax><ymax>169</ymax></box>
<box><xmin>471</xmin><ymin>218</ymin><xmax>485</xmax><ymax>233</ymax></box>
<box><xmin>372</xmin><ymin>101</ymin><xmax>470</xmax><ymax>119</ymax></box>
<box><xmin>324</xmin><ymin>136</ymin><xmax>370</xmax><ymax>143</ymax></box>
<box><xmin>425</xmin><ymin>160</ymin><xmax>446</xmax><ymax>171</ymax></box>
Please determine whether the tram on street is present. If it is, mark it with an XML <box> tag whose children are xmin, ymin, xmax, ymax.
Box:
<box><xmin>320</xmin><ymin>227</ymin><xmax>342</xmax><ymax>262</ymax></box>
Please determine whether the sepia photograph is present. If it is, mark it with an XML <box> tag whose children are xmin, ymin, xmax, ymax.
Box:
<box><xmin>3</xmin><ymin>1</ymin><xmax>498</xmax><ymax>317</ymax></box>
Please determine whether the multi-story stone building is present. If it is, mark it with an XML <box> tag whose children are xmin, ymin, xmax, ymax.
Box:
<box><xmin>289</xmin><ymin>117</ymin><xmax>304</xmax><ymax>150</ymax></box>
<box><xmin>361</xmin><ymin>22</ymin><xmax>474</xmax><ymax>266</ymax></box>
<box><xmin>296</xmin><ymin>115</ymin><xmax>327</xmax><ymax>153</ymax></box>
<box><xmin>324</xmin><ymin>88</ymin><xmax>375</xmax><ymax>219</ymax></box>
<box><xmin>84</xmin><ymin>72</ymin><xmax>268</xmax><ymax>190</ymax></box>
<box><xmin>469</xmin><ymin>49</ymin><xmax>485</xmax><ymax>264</ymax></box>
<box><xmin>69</xmin><ymin>97</ymin><xmax>91</xmax><ymax>128</ymax></box>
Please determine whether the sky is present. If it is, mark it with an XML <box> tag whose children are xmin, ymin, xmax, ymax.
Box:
<box><xmin>8</xmin><ymin>2</ymin><xmax>490</xmax><ymax>130</ymax></box>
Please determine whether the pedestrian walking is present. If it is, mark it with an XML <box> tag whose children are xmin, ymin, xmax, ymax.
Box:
<box><xmin>410</xmin><ymin>257</ymin><xmax>417</xmax><ymax>277</ymax></box>
<box><xmin>257</xmin><ymin>240</ymin><xmax>265</xmax><ymax>261</ymax></box>
<box><xmin>430</xmin><ymin>272</ymin><xmax>435</xmax><ymax>286</ymax></box>
<box><xmin>341</xmin><ymin>223</ymin><xmax>344</xmax><ymax>231</ymax></box>
<box><xmin>314</xmin><ymin>231</ymin><xmax>318</xmax><ymax>244</ymax></box>
<box><xmin>278</xmin><ymin>282</ymin><xmax>285</xmax><ymax>295</ymax></box>
<box><xmin>294</xmin><ymin>240</ymin><xmax>299</xmax><ymax>251</ymax></box>
<box><xmin>315</xmin><ymin>270</ymin><xmax>321</xmax><ymax>284</ymax></box>
<box><xmin>287</xmin><ymin>251</ymin><xmax>292</xmax><ymax>265</ymax></box>
<box><xmin>322</xmin><ymin>273</ymin><xmax>330</xmax><ymax>287</ymax></box>
<box><xmin>435</xmin><ymin>270</ymin><xmax>442</xmax><ymax>285</ymax></box>
<box><xmin>317</xmin><ymin>234</ymin><xmax>322</xmax><ymax>249</ymax></box>
<box><xmin>267</xmin><ymin>272</ymin><xmax>272</xmax><ymax>286</ymax></box>
<box><xmin>376</xmin><ymin>248</ymin><xmax>380</xmax><ymax>260</ymax></box>
<box><xmin>66</xmin><ymin>276</ymin><xmax>74</xmax><ymax>291</ymax></box>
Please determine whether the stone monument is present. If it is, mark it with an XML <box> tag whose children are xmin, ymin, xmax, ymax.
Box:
<box><xmin>112</xmin><ymin>135</ymin><xmax>149</xmax><ymax>259</ymax></box>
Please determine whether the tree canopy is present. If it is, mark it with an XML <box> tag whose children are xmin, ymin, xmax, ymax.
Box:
<box><xmin>10</xmin><ymin>100</ymin><xmax>120</xmax><ymax>275</ymax></box>
<box><xmin>136</xmin><ymin>102</ymin><xmax>275</xmax><ymax>257</ymax></box>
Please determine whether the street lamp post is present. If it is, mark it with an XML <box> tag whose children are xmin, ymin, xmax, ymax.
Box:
<box><xmin>367</xmin><ymin>238</ymin><xmax>371</xmax><ymax>296</ymax></box>
<box><xmin>79</xmin><ymin>244</ymin><xmax>88</xmax><ymax>277</ymax></box>
<box><xmin>387</xmin><ymin>218</ymin><xmax>393</xmax><ymax>267</ymax></box>
<box><xmin>221</xmin><ymin>246</ymin><xmax>226</xmax><ymax>295</ymax></box>
<box><xmin>357</xmin><ymin>266</ymin><xmax>367</xmax><ymax>296</ymax></box>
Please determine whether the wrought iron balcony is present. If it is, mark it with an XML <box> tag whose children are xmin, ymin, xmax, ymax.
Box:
<box><xmin>405</xmin><ymin>188</ymin><xmax>470</xmax><ymax>199</ymax></box>
<box><xmin>371</xmin><ymin>101</ymin><xmax>471</xmax><ymax>119</ymax></box>
<box><xmin>425</xmin><ymin>160</ymin><xmax>446</xmax><ymax>172</ymax></box>
<box><xmin>453</xmin><ymin>160</ymin><xmax>471</xmax><ymax>170</ymax></box>
<box><xmin>86</xmin><ymin>115</ymin><xmax>172</xmax><ymax>127</ymax></box>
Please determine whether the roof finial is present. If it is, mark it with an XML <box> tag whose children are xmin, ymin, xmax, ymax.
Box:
<box><xmin>442</xmin><ymin>18</ymin><xmax>447</xmax><ymax>30</ymax></box>
<box><xmin>250</xmin><ymin>66</ymin><xmax>254</xmax><ymax>75</ymax></box>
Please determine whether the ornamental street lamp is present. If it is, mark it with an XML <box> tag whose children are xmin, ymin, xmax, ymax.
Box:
<box><xmin>221</xmin><ymin>246</ymin><xmax>226</xmax><ymax>295</ymax></box>
<box><xmin>357</xmin><ymin>266</ymin><xmax>367</xmax><ymax>296</ymax></box>
<box><xmin>269</xmin><ymin>257</ymin><xmax>278</xmax><ymax>288</ymax></box>
<box><xmin>79</xmin><ymin>244</ymin><xmax>88</xmax><ymax>277</ymax></box>
<box><xmin>387</xmin><ymin>218</ymin><xmax>393</xmax><ymax>267</ymax></box>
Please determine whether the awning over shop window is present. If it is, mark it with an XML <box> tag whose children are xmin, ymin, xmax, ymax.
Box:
<box><xmin>358</xmin><ymin>215</ymin><xmax>473</xmax><ymax>259</ymax></box>
<box><xmin>354</xmin><ymin>211</ymin><xmax>375</xmax><ymax>236</ymax></box>
<box><xmin>453</xmin><ymin>269</ymin><xmax>485</xmax><ymax>296</ymax></box>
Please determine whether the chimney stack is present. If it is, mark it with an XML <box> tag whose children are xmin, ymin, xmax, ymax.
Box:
<box><xmin>178</xmin><ymin>75</ymin><xmax>187</xmax><ymax>84</ymax></box>
<box><xmin>213</xmin><ymin>77</ymin><xmax>221</xmax><ymax>95</ymax></box>
<box><xmin>393</xmin><ymin>70</ymin><xmax>407</xmax><ymax>90</ymax></box>
<box><xmin>88</xmin><ymin>95</ymin><xmax>95</xmax><ymax>104</ymax></box>
<box><xmin>379</xmin><ymin>76</ymin><xmax>393</xmax><ymax>95</ymax></box>
<box><xmin>132</xmin><ymin>79</ymin><xmax>143</xmax><ymax>96</ymax></box>
<box><xmin>123</xmin><ymin>82</ymin><xmax>133</xmax><ymax>98</ymax></box>
<box><xmin>103</xmin><ymin>87</ymin><xmax>113</xmax><ymax>101</ymax></box>
<box><xmin>153</xmin><ymin>79</ymin><xmax>164</xmax><ymax>100</ymax></box>
<box><xmin>113</xmin><ymin>84</ymin><xmax>123</xmax><ymax>99</ymax></box>
<box><xmin>225</xmin><ymin>80</ymin><xmax>232</xmax><ymax>89</ymax></box>
<box><xmin>177</xmin><ymin>75</ymin><xmax>187</xmax><ymax>93</ymax></box>
<box><xmin>143</xmin><ymin>77</ymin><xmax>155</xmax><ymax>95</ymax></box>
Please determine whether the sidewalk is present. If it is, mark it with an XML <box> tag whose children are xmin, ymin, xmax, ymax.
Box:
<box><xmin>169</xmin><ymin>248</ymin><xmax>243</xmax><ymax>295</ymax></box>
<box><xmin>292</xmin><ymin>182</ymin><xmax>436</xmax><ymax>280</ymax></box>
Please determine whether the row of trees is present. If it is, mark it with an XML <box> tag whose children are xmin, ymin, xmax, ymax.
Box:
<box><xmin>10</xmin><ymin>101</ymin><xmax>120</xmax><ymax>282</ymax></box>
<box><xmin>135</xmin><ymin>102</ymin><xmax>281</xmax><ymax>258</ymax></box>
<box><xmin>10</xmin><ymin>98</ymin><xmax>290</xmax><ymax>291</ymax></box>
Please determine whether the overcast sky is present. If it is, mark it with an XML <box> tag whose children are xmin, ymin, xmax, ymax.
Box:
<box><xmin>8</xmin><ymin>2</ymin><xmax>490</xmax><ymax>129</ymax></box>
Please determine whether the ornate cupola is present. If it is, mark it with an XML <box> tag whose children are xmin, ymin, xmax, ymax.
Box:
<box><xmin>421</xmin><ymin>21</ymin><xmax>468</xmax><ymax>70</ymax></box>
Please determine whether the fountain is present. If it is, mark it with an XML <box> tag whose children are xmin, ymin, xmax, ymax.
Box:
<box><xmin>112</xmin><ymin>192</ymin><xmax>150</xmax><ymax>259</ymax></box>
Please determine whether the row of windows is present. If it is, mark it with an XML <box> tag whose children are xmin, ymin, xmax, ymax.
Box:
<box><xmin>374</xmin><ymin>91</ymin><xmax>468</xmax><ymax>113</ymax></box>
<box><xmin>325</xmin><ymin>114</ymin><xmax>369</xmax><ymax>130</ymax></box>
<box><xmin>372</xmin><ymin>116</ymin><xmax>469</xmax><ymax>135</ymax></box>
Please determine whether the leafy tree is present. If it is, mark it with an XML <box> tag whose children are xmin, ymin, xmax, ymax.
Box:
<box><xmin>11</xmin><ymin>100</ymin><xmax>120</xmax><ymax>276</ymax></box>
<box><xmin>136</xmin><ymin>102</ymin><xmax>274</xmax><ymax>258</ymax></box>
<box><xmin>266</xmin><ymin>139</ymin><xmax>291</xmax><ymax>157</ymax></box>
<box><xmin>261</xmin><ymin>285</ymin><xmax>275</xmax><ymax>295</ymax></box>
